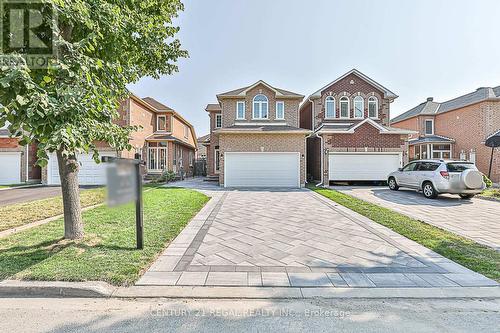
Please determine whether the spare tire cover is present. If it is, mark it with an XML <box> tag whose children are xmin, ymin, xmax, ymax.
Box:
<box><xmin>461</xmin><ymin>169</ymin><xmax>483</xmax><ymax>189</ymax></box>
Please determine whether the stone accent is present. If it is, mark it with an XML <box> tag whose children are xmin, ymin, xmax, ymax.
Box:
<box><xmin>218</xmin><ymin>133</ymin><xmax>307</xmax><ymax>186</ymax></box>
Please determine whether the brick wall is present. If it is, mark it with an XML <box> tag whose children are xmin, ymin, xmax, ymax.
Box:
<box><xmin>391</xmin><ymin>116</ymin><xmax>419</xmax><ymax>139</ymax></box>
<box><xmin>218</xmin><ymin>133</ymin><xmax>307</xmax><ymax>186</ymax></box>
<box><xmin>219</xmin><ymin>83</ymin><xmax>301</xmax><ymax>128</ymax></box>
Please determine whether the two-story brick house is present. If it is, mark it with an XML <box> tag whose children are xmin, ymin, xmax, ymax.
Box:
<box><xmin>391</xmin><ymin>86</ymin><xmax>500</xmax><ymax>183</ymax></box>
<box><xmin>300</xmin><ymin>69</ymin><xmax>415</xmax><ymax>185</ymax></box>
<box><xmin>205</xmin><ymin>80</ymin><xmax>310</xmax><ymax>187</ymax></box>
<box><xmin>41</xmin><ymin>94</ymin><xmax>197</xmax><ymax>185</ymax></box>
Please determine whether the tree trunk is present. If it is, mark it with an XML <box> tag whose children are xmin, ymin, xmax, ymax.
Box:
<box><xmin>56</xmin><ymin>149</ymin><xmax>83</xmax><ymax>239</ymax></box>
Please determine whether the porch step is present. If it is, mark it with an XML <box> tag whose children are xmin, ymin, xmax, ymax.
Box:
<box><xmin>204</xmin><ymin>175</ymin><xmax>219</xmax><ymax>182</ymax></box>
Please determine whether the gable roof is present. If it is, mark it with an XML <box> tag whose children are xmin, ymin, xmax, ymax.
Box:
<box><xmin>216</xmin><ymin>80</ymin><xmax>304</xmax><ymax>99</ymax></box>
<box><xmin>205</xmin><ymin>103</ymin><xmax>221</xmax><ymax>112</ymax></box>
<box><xmin>308</xmin><ymin>69</ymin><xmax>398</xmax><ymax>100</ymax></box>
<box><xmin>197</xmin><ymin>134</ymin><xmax>210</xmax><ymax>143</ymax></box>
<box><xmin>317</xmin><ymin>118</ymin><xmax>416</xmax><ymax>135</ymax></box>
<box><xmin>392</xmin><ymin>86</ymin><xmax>500</xmax><ymax>124</ymax></box>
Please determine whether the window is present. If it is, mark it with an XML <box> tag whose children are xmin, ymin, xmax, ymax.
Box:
<box><xmin>252</xmin><ymin>94</ymin><xmax>268</xmax><ymax>119</ymax></box>
<box><xmin>368</xmin><ymin>97</ymin><xmax>378</xmax><ymax>118</ymax></box>
<box><xmin>417</xmin><ymin>162</ymin><xmax>440</xmax><ymax>171</ymax></box>
<box><xmin>325</xmin><ymin>96</ymin><xmax>335</xmax><ymax>119</ymax></box>
<box><xmin>215</xmin><ymin>114</ymin><xmax>222</xmax><ymax>128</ymax></box>
<box><xmin>189</xmin><ymin>151</ymin><xmax>194</xmax><ymax>167</ymax></box>
<box><xmin>276</xmin><ymin>101</ymin><xmax>284</xmax><ymax>119</ymax></box>
<box><xmin>157</xmin><ymin>115</ymin><xmax>167</xmax><ymax>131</ymax></box>
<box><xmin>402</xmin><ymin>162</ymin><xmax>418</xmax><ymax>172</ymax></box>
<box><xmin>184</xmin><ymin>125</ymin><xmax>189</xmax><ymax>138</ymax></box>
<box><xmin>425</xmin><ymin>119</ymin><xmax>434</xmax><ymax>135</ymax></box>
<box><xmin>214</xmin><ymin>149</ymin><xmax>220</xmax><ymax>172</ymax></box>
<box><xmin>354</xmin><ymin>96</ymin><xmax>364</xmax><ymax>118</ymax></box>
<box><xmin>339</xmin><ymin>96</ymin><xmax>349</xmax><ymax>118</ymax></box>
<box><xmin>236</xmin><ymin>101</ymin><xmax>245</xmax><ymax>119</ymax></box>
<box><xmin>447</xmin><ymin>162</ymin><xmax>475</xmax><ymax>173</ymax></box>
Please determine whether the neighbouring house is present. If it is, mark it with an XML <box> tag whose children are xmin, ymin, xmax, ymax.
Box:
<box><xmin>300</xmin><ymin>69</ymin><xmax>415</xmax><ymax>185</ymax></box>
<box><xmin>0</xmin><ymin>126</ymin><xmax>41</xmax><ymax>185</ymax></box>
<box><xmin>391</xmin><ymin>86</ymin><xmax>500</xmax><ymax>183</ymax></box>
<box><xmin>204</xmin><ymin>80</ymin><xmax>310</xmax><ymax>187</ymax></box>
<box><xmin>197</xmin><ymin>134</ymin><xmax>210</xmax><ymax>159</ymax></box>
<box><xmin>41</xmin><ymin>94</ymin><xmax>197</xmax><ymax>185</ymax></box>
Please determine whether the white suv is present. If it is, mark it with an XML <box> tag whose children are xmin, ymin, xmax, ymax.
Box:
<box><xmin>387</xmin><ymin>160</ymin><xmax>486</xmax><ymax>199</ymax></box>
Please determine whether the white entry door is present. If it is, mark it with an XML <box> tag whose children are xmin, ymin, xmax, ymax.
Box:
<box><xmin>224</xmin><ymin>152</ymin><xmax>300</xmax><ymax>188</ymax></box>
<box><xmin>0</xmin><ymin>152</ymin><xmax>21</xmax><ymax>184</ymax></box>
<box><xmin>48</xmin><ymin>151</ymin><xmax>116</xmax><ymax>185</ymax></box>
<box><xmin>329</xmin><ymin>152</ymin><xmax>402</xmax><ymax>181</ymax></box>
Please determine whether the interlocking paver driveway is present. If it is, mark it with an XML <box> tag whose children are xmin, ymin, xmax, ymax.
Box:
<box><xmin>138</xmin><ymin>182</ymin><xmax>498</xmax><ymax>288</ymax></box>
<box><xmin>333</xmin><ymin>186</ymin><xmax>500</xmax><ymax>250</ymax></box>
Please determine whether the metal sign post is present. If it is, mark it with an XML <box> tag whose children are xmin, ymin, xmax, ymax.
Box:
<box><xmin>102</xmin><ymin>154</ymin><xmax>145</xmax><ymax>250</ymax></box>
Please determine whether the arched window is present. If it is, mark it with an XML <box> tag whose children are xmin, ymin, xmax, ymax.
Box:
<box><xmin>368</xmin><ymin>96</ymin><xmax>378</xmax><ymax>118</ymax></box>
<box><xmin>325</xmin><ymin>96</ymin><xmax>335</xmax><ymax>118</ymax></box>
<box><xmin>253</xmin><ymin>94</ymin><xmax>268</xmax><ymax>119</ymax></box>
<box><xmin>354</xmin><ymin>96</ymin><xmax>364</xmax><ymax>118</ymax></box>
<box><xmin>339</xmin><ymin>96</ymin><xmax>350</xmax><ymax>118</ymax></box>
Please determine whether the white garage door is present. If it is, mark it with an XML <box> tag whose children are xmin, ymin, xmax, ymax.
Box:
<box><xmin>329</xmin><ymin>153</ymin><xmax>401</xmax><ymax>181</ymax></box>
<box><xmin>0</xmin><ymin>152</ymin><xmax>21</xmax><ymax>184</ymax></box>
<box><xmin>48</xmin><ymin>151</ymin><xmax>116</xmax><ymax>185</ymax></box>
<box><xmin>224</xmin><ymin>152</ymin><xmax>300</xmax><ymax>188</ymax></box>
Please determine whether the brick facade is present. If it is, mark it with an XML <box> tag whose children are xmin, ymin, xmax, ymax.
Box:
<box><xmin>392</xmin><ymin>100</ymin><xmax>500</xmax><ymax>182</ymax></box>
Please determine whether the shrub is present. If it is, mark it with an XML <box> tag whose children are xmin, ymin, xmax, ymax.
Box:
<box><xmin>483</xmin><ymin>174</ymin><xmax>493</xmax><ymax>188</ymax></box>
<box><xmin>151</xmin><ymin>170</ymin><xmax>177</xmax><ymax>184</ymax></box>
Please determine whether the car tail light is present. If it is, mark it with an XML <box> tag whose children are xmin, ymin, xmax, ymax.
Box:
<box><xmin>440</xmin><ymin>171</ymin><xmax>449</xmax><ymax>179</ymax></box>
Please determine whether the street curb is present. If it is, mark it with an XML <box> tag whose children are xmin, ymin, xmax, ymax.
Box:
<box><xmin>0</xmin><ymin>184</ymin><xmax>43</xmax><ymax>192</ymax></box>
<box><xmin>2</xmin><ymin>280</ymin><xmax>499</xmax><ymax>299</ymax></box>
<box><xmin>0</xmin><ymin>280</ymin><xmax>116</xmax><ymax>298</ymax></box>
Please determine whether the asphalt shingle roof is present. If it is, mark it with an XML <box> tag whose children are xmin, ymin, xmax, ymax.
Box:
<box><xmin>217</xmin><ymin>124</ymin><xmax>309</xmax><ymax>132</ymax></box>
<box><xmin>408</xmin><ymin>135</ymin><xmax>455</xmax><ymax>145</ymax></box>
<box><xmin>142</xmin><ymin>97</ymin><xmax>175</xmax><ymax>112</ymax></box>
<box><xmin>217</xmin><ymin>80</ymin><xmax>303</xmax><ymax>98</ymax></box>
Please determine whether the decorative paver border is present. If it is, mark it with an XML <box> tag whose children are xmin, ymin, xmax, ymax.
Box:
<box><xmin>137</xmin><ymin>188</ymin><xmax>499</xmax><ymax>289</ymax></box>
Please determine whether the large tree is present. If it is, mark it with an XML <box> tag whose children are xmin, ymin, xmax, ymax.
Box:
<box><xmin>0</xmin><ymin>0</ymin><xmax>188</xmax><ymax>239</ymax></box>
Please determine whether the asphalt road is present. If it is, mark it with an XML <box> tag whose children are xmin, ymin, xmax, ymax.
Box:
<box><xmin>0</xmin><ymin>186</ymin><xmax>100</xmax><ymax>206</ymax></box>
<box><xmin>0</xmin><ymin>297</ymin><xmax>498</xmax><ymax>333</ymax></box>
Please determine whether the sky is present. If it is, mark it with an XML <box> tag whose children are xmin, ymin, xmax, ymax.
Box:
<box><xmin>128</xmin><ymin>0</ymin><xmax>500</xmax><ymax>137</ymax></box>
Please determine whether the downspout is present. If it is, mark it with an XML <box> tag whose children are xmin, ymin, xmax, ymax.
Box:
<box><xmin>25</xmin><ymin>144</ymin><xmax>29</xmax><ymax>182</ymax></box>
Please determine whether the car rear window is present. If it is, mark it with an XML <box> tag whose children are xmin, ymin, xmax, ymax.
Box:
<box><xmin>417</xmin><ymin>162</ymin><xmax>440</xmax><ymax>171</ymax></box>
<box><xmin>447</xmin><ymin>163</ymin><xmax>475</xmax><ymax>172</ymax></box>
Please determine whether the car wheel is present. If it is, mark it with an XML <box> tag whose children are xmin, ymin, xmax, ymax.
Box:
<box><xmin>388</xmin><ymin>177</ymin><xmax>399</xmax><ymax>191</ymax></box>
<box><xmin>459</xmin><ymin>194</ymin><xmax>475</xmax><ymax>199</ymax></box>
<box><xmin>422</xmin><ymin>182</ymin><xmax>438</xmax><ymax>199</ymax></box>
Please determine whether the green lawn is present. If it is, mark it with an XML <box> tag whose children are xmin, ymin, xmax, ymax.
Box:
<box><xmin>0</xmin><ymin>187</ymin><xmax>209</xmax><ymax>285</ymax></box>
<box><xmin>309</xmin><ymin>185</ymin><xmax>500</xmax><ymax>282</ymax></box>
<box><xmin>480</xmin><ymin>188</ymin><xmax>500</xmax><ymax>201</ymax></box>
<box><xmin>0</xmin><ymin>188</ymin><xmax>105</xmax><ymax>232</ymax></box>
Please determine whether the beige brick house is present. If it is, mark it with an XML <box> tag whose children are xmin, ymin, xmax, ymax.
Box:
<box><xmin>204</xmin><ymin>80</ymin><xmax>310</xmax><ymax>187</ymax></box>
<box><xmin>300</xmin><ymin>69</ymin><xmax>415</xmax><ymax>185</ymax></box>
<box><xmin>391</xmin><ymin>86</ymin><xmax>500</xmax><ymax>182</ymax></box>
<box><xmin>41</xmin><ymin>94</ymin><xmax>197</xmax><ymax>185</ymax></box>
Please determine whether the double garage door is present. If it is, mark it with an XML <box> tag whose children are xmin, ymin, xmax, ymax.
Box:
<box><xmin>47</xmin><ymin>151</ymin><xmax>116</xmax><ymax>185</ymax></box>
<box><xmin>224</xmin><ymin>152</ymin><xmax>300</xmax><ymax>188</ymax></box>
<box><xmin>0</xmin><ymin>152</ymin><xmax>21</xmax><ymax>184</ymax></box>
<box><xmin>329</xmin><ymin>152</ymin><xmax>402</xmax><ymax>181</ymax></box>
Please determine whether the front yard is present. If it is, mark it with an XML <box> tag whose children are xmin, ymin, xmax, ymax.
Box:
<box><xmin>0</xmin><ymin>188</ymin><xmax>105</xmax><ymax>232</ymax></box>
<box><xmin>0</xmin><ymin>187</ymin><xmax>208</xmax><ymax>286</ymax></box>
<box><xmin>310</xmin><ymin>186</ymin><xmax>500</xmax><ymax>282</ymax></box>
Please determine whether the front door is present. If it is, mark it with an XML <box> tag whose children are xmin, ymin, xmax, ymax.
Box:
<box><xmin>214</xmin><ymin>149</ymin><xmax>220</xmax><ymax>174</ymax></box>
<box><xmin>148</xmin><ymin>147</ymin><xmax>168</xmax><ymax>173</ymax></box>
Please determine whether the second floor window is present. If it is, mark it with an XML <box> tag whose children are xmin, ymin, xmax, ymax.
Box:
<box><xmin>215</xmin><ymin>114</ymin><xmax>222</xmax><ymax>128</ymax></box>
<box><xmin>354</xmin><ymin>96</ymin><xmax>364</xmax><ymax>118</ymax></box>
<box><xmin>184</xmin><ymin>125</ymin><xmax>189</xmax><ymax>138</ymax></box>
<box><xmin>325</xmin><ymin>96</ymin><xmax>335</xmax><ymax>118</ymax></box>
<box><xmin>253</xmin><ymin>94</ymin><xmax>268</xmax><ymax>119</ymax></box>
<box><xmin>276</xmin><ymin>101</ymin><xmax>284</xmax><ymax>119</ymax></box>
<box><xmin>236</xmin><ymin>101</ymin><xmax>245</xmax><ymax>119</ymax></box>
<box><xmin>425</xmin><ymin>119</ymin><xmax>434</xmax><ymax>135</ymax></box>
<box><xmin>368</xmin><ymin>96</ymin><xmax>378</xmax><ymax>118</ymax></box>
<box><xmin>157</xmin><ymin>115</ymin><xmax>167</xmax><ymax>131</ymax></box>
<box><xmin>340</xmin><ymin>97</ymin><xmax>349</xmax><ymax>118</ymax></box>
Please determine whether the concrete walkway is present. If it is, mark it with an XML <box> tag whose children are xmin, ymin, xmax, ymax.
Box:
<box><xmin>138</xmin><ymin>182</ymin><xmax>497</xmax><ymax>289</ymax></box>
<box><xmin>333</xmin><ymin>186</ymin><xmax>500</xmax><ymax>251</ymax></box>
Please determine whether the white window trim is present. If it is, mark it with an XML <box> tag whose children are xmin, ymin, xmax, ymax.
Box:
<box><xmin>325</xmin><ymin>96</ymin><xmax>336</xmax><ymax>119</ymax></box>
<box><xmin>157</xmin><ymin>115</ymin><xmax>167</xmax><ymax>132</ymax></box>
<box><xmin>215</xmin><ymin>114</ymin><xmax>222</xmax><ymax>128</ymax></box>
<box><xmin>275</xmin><ymin>101</ymin><xmax>285</xmax><ymax>120</ymax></box>
<box><xmin>368</xmin><ymin>96</ymin><xmax>378</xmax><ymax>119</ymax></box>
<box><xmin>353</xmin><ymin>96</ymin><xmax>364</xmax><ymax>119</ymax></box>
<box><xmin>236</xmin><ymin>101</ymin><xmax>246</xmax><ymax>120</ymax></box>
<box><xmin>252</xmin><ymin>94</ymin><xmax>269</xmax><ymax>119</ymax></box>
<box><xmin>184</xmin><ymin>124</ymin><xmax>189</xmax><ymax>139</ymax></box>
<box><xmin>425</xmin><ymin>119</ymin><xmax>434</xmax><ymax>135</ymax></box>
<box><xmin>339</xmin><ymin>97</ymin><xmax>350</xmax><ymax>119</ymax></box>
